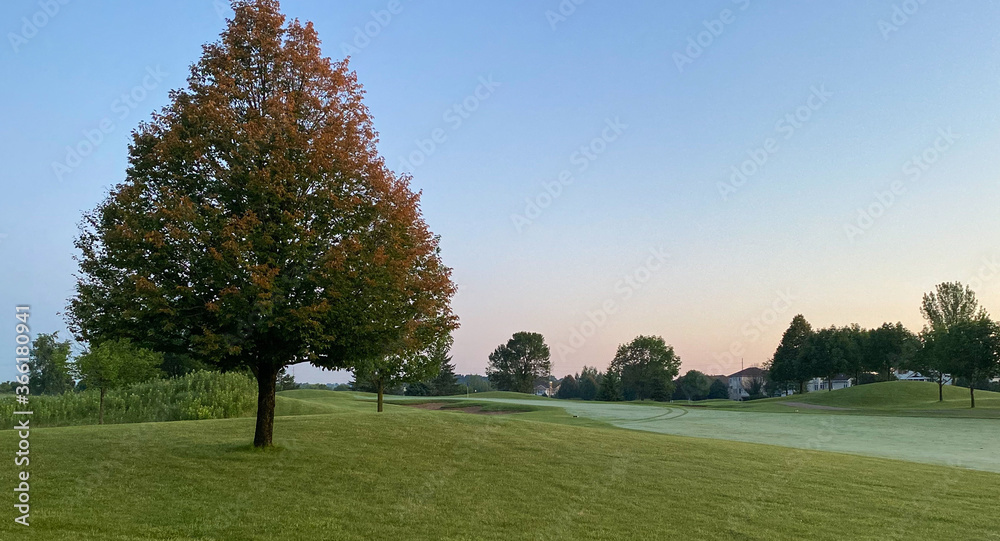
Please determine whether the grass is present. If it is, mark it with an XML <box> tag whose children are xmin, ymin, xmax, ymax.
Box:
<box><xmin>696</xmin><ymin>381</ymin><xmax>1000</xmax><ymax>418</ymax></box>
<box><xmin>2</xmin><ymin>390</ymin><xmax>999</xmax><ymax>540</ymax></box>
<box><xmin>386</xmin><ymin>398</ymin><xmax>540</xmax><ymax>413</ymax></box>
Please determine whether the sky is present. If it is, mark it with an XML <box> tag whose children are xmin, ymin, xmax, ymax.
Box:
<box><xmin>2</xmin><ymin>0</ymin><xmax>1000</xmax><ymax>384</ymax></box>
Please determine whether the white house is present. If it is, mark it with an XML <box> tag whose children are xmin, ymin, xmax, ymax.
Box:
<box><xmin>728</xmin><ymin>367</ymin><xmax>767</xmax><ymax>400</ymax></box>
<box><xmin>805</xmin><ymin>375</ymin><xmax>852</xmax><ymax>392</ymax></box>
<box><xmin>895</xmin><ymin>370</ymin><xmax>954</xmax><ymax>385</ymax></box>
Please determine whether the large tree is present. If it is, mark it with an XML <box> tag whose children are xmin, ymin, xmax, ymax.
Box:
<box><xmin>920</xmin><ymin>282</ymin><xmax>986</xmax><ymax>333</ymax></box>
<box><xmin>486</xmin><ymin>332</ymin><xmax>551</xmax><ymax>393</ymax></box>
<box><xmin>28</xmin><ymin>332</ymin><xmax>74</xmax><ymax>395</ymax></box>
<box><xmin>674</xmin><ymin>370</ymin><xmax>711</xmax><ymax>402</ymax></box>
<box><xmin>937</xmin><ymin>318</ymin><xmax>1000</xmax><ymax>408</ymax></box>
<box><xmin>866</xmin><ymin>322</ymin><xmax>918</xmax><ymax>381</ymax></box>
<box><xmin>65</xmin><ymin>0</ymin><xmax>456</xmax><ymax>446</ymax></box>
<box><xmin>910</xmin><ymin>329</ymin><xmax>953</xmax><ymax>402</ymax></box>
<box><xmin>610</xmin><ymin>335</ymin><xmax>681</xmax><ymax>401</ymax></box>
<box><xmin>803</xmin><ymin>326</ymin><xmax>861</xmax><ymax>392</ymax></box>
<box><xmin>577</xmin><ymin>366</ymin><xmax>600</xmax><ymax>401</ymax></box>
<box><xmin>596</xmin><ymin>368</ymin><xmax>622</xmax><ymax>401</ymax></box>
<box><xmin>769</xmin><ymin>315</ymin><xmax>813</xmax><ymax>394</ymax></box>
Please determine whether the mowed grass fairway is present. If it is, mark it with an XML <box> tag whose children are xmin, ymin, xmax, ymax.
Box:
<box><xmin>422</xmin><ymin>384</ymin><xmax>1000</xmax><ymax>473</ymax></box>
<box><xmin>2</xmin><ymin>390</ymin><xmax>999</xmax><ymax>540</ymax></box>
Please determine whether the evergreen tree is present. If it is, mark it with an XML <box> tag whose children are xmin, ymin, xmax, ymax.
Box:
<box><xmin>707</xmin><ymin>378</ymin><xmax>729</xmax><ymax>400</ymax></box>
<box><xmin>769</xmin><ymin>315</ymin><xmax>813</xmax><ymax>394</ymax></box>
<box><xmin>556</xmin><ymin>374</ymin><xmax>579</xmax><ymax>399</ymax></box>
<box><xmin>596</xmin><ymin>369</ymin><xmax>622</xmax><ymax>401</ymax></box>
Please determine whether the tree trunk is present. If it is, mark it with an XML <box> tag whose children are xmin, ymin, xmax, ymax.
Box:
<box><xmin>970</xmin><ymin>385</ymin><xmax>975</xmax><ymax>409</ymax></box>
<box><xmin>99</xmin><ymin>387</ymin><xmax>105</xmax><ymax>425</ymax></box>
<box><xmin>798</xmin><ymin>380</ymin><xmax>805</xmax><ymax>394</ymax></box>
<box><xmin>377</xmin><ymin>381</ymin><xmax>384</xmax><ymax>413</ymax></box>
<box><xmin>938</xmin><ymin>374</ymin><xmax>943</xmax><ymax>402</ymax></box>
<box><xmin>253</xmin><ymin>365</ymin><xmax>279</xmax><ymax>448</ymax></box>
<box><xmin>828</xmin><ymin>375</ymin><xmax>833</xmax><ymax>391</ymax></box>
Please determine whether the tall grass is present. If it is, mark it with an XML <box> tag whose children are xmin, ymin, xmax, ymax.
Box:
<box><xmin>0</xmin><ymin>370</ymin><xmax>257</xmax><ymax>428</ymax></box>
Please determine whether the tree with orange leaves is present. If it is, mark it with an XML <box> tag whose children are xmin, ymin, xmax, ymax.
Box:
<box><xmin>66</xmin><ymin>0</ymin><xmax>457</xmax><ymax>447</ymax></box>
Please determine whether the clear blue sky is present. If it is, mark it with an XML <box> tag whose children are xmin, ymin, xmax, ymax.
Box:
<box><xmin>2</xmin><ymin>0</ymin><xmax>1000</xmax><ymax>383</ymax></box>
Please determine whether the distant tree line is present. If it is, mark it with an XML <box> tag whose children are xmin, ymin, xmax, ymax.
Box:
<box><xmin>482</xmin><ymin>333</ymin><xmax>684</xmax><ymax>403</ymax></box>
<box><xmin>765</xmin><ymin>282</ymin><xmax>1000</xmax><ymax>407</ymax></box>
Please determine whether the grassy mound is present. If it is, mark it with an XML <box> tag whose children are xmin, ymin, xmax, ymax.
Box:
<box><xmin>443</xmin><ymin>390</ymin><xmax>554</xmax><ymax>400</ymax></box>
<box><xmin>775</xmin><ymin>381</ymin><xmax>1000</xmax><ymax>410</ymax></box>
<box><xmin>1</xmin><ymin>392</ymin><xmax>997</xmax><ymax>540</ymax></box>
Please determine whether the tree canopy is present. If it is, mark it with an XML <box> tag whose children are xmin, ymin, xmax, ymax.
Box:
<box><xmin>768</xmin><ymin>315</ymin><xmax>813</xmax><ymax>393</ymax></box>
<box><xmin>65</xmin><ymin>0</ymin><xmax>456</xmax><ymax>446</ymax></box>
<box><xmin>29</xmin><ymin>332</ymin><xmax>74</xmax><ymax>395</ymax></box>
<box><xmin>74</xmin><ymin>338</ymin><xmax>163</xmax><ymax>424</ymax></box>
<box><xmin>486</xmin><ymin>332</ymin><xmax>551</xmax><ymax>393</ymax></box>
<box><xmin>609</xmin><ymin>335</ymin><xmax>680</xmax><ymax>401</ymax></box>
<box><xmin>920</xmin><ymin>282</ymin><xmax>986</xmax><ymax>333</ymax></box>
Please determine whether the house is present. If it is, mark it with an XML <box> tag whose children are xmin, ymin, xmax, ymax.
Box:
<box><xmin>534</xmin><ymin>381</ymin><xmax>558</xmax><ymax>397</ymax></box>
<box><xmin>805</xmin><ymin>375</ymin><xmax>852</xmax><ymax>392</ymax></box>
<box><xmin>895</xmin><ymin>370</ymin><xmax>953</xmax><ymax>385</ymax></box>
<box><xmin>727</xmin><ymin>367</ymin><xmax>767</xmax><ymax>401</ymax></box>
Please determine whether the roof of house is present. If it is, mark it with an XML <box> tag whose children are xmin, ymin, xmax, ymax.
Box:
<box><xmin>728</xmin><ymin>367</ymin><xmax>766</xmax><ymax>378</ymax></box>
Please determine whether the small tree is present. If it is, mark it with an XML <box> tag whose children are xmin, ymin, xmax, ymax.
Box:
<box><xmin>74</xmin><ymin>339</ymin><xmax>163</xmax><ymax>424</ymax></box>
<box><xmin>486</xmin><ymin>332</ymin><xmax>551</xmax><ymax>393</ymax></box>
<box><xmin>276</xmin><ymin>368</ymin><xmax>299</xmax><ymax>391</ymax></box>
<box><xmin>707</xmin><ymin>378</ymin><xmax>729</xmax><ymax>400</ymax></box>
<box><xmin>743</xmin><ymin>377</ymin><xmax>767</xmax><ymax>400</ymax></box>
<box><xmin>354</xmin><ymin>346</ymin><xmax>442</xmax><ymax>412</ymax></box>
<box><xmin>427</xmin><ymin>337</ymin><xmax>463</xmax><ymax>396</ymax></box>
<box><xmin>29</xmin><ymin>332</ymin><xmax>75</xmax><ymax>395</ymax></box>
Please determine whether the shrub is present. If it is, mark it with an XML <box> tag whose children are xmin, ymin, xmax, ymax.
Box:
<box><xmin>0</xmin><ymin>371</ymin><xmax>257</xmax><ymax>428</ymax></box>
